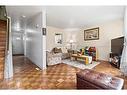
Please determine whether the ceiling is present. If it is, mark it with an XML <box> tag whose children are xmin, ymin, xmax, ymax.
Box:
<box><xmin>6</xmin><ymin>6</ymin><xmax>125</xmax><ymax>30</ymax></box>
<box><xmin>6</xmin><ymin>6</ymin><xmax>43</xmax><ymax>33</ymax></box>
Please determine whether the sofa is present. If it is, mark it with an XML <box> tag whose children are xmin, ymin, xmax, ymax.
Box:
<box><xmin>53</xmin><ymin>47</ymin><xmax>71</xmax><ymax>59</ymax></box>
<box><xmin>46</xmin><ymin>47</ymin><xmax>70</xmax><ymax>66</ymax></box>
<box><xmin>76</xmin><ymin>69</ymin><xmax>124</xmax><ymax>89</ymax></box>
<box><xmin>46</xmin><ymin>51</ymin><xmax>62</xmax><ymax>66</ymax></box>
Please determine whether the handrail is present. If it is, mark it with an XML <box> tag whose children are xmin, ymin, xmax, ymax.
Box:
<box><xmin>4</xmin><ymin>6</ymin><xmax>9</xmax><ymax>56</ymax></box>
<box><xmin>6</xmin><ymin>17</ymin><xmax>9</xmax><ymax>51</ymax></box>
<box><xmin>4</xmin><ymin>16</ymin><xmax>10</xmax><ymax>57</ymax></box>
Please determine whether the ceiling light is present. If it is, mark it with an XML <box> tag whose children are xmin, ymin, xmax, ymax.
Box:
<box><xmin>16</xmin><ymin>28</ymin><xmax>21</xmax><ymax>31</ymax></box>
<box><xmin>22</xmin><ymin>15</ymin><xmax>26</xmax><ymax>18</ymax></box>
<box><xmin>16</xmin><ymin>37</ymin><xmax>21</xmax><ymax>40</ymax></box>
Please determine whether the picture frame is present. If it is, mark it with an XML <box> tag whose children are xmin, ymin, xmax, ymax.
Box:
<box><xmin>84</xmin><ymin>27</ymin><xmax>99</xmax><ymax>40</ymax></box>
<box><xmin>55</xmin><ymin>33</ymin><xmax>62</xmax><ymax>45</ymax></box>
<box><xmin>42</xmin><ymin>28</ymin><xmax>46</xmax><ymax>35</ymax></box>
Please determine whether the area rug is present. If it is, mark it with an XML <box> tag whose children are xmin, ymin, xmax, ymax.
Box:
<box><xmin>62</xmin><ymin>59</ymin><xmax>100</xmax><ymax>69</ymax></box>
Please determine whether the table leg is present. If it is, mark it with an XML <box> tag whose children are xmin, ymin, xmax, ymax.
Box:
<box><xmin>71</xmin><ymin>57</ymin><xmax>73</xmax><ymax>60</ymax></box>
<box><xmin>85</xmin><ymin>57</ymin><xmax>89</xmax><ymax>65</ymax></box>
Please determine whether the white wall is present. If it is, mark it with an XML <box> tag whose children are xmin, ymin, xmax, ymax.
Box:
<box><xmin>78</xmin><ymin>19</ymin><xmax>124</xmax><ymax>61</ymax></box>
<box><xmin>63</xmin><ymin>28</ymin><xmax>81</xmax><ymax>50</ymax></box>
<box><xmin>46</xmin><ymin>26</ymin><xmax>64</xmax><ymax>51</ymax></box>
<box><xmin>26</xmin><ymin>12</ymin><xmax>45</xmax><ymax>69</ymax></box>
<box><xmin>46</xmin><ymin>26</ymin><xmax>80</xmax><ymax>51</ymax></box>
<box><xmin>47</xmin><ymin>19</ymin><xmax>123</xmax><ymax>61</ymax></box>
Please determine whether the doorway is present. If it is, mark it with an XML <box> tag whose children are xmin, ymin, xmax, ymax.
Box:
<box><xmin>12</xmin><ymin>32</ymin><xmax>24</xmax><ymax>56</ymax></box>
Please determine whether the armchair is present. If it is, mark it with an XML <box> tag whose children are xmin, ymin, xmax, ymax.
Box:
<box><xmin>46</xmin><ymin>51</ymin><xmax>62</xmax><ymax>66</ymax></box>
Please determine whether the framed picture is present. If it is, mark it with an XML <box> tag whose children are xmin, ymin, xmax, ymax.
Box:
<box><xmin>55</xmin><ymin>33</ymin><xmax>62</xmax><ymax>45</ymax></box>
<box><xmin>84</xmin><ymin>27</ymin><xmax>99</xmax><ymax>40</ymax></box>
<box><xmin>42</xmin><ymin>28</ymin><xmax>46</xmax><ymax>35</ymax></box>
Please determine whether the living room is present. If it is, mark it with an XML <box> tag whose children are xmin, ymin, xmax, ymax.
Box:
<box><xmin>46</xmin><ymin>6</ymin><xmax>123</xmax><ymax>66</ymax></box>
<box><xmin>1</xmin><ymin>0</ymin><xmax>127</xmax><ymax>95</ymax></box>
<box><xmin>0</xmin><ymin>5</ymin><xmax>127</xmax><ymax>91</ymax></box>
<box><xmin>47</xmin><ymin>19</ymin><xmax>123</xmax><ymax>61</ymax></box>
<box><xmin>45</xmin><ymin>6</ymin><xmax>126</xmax><ymax>89</ymax></box>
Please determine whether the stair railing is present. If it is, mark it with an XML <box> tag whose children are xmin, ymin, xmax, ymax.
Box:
<box><xmin>5</xmin><ymin>17</ymin><xmax>9</xmax><ymax>54</ymax></box>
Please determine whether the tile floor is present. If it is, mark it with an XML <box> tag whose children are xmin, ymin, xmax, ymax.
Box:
<box><xmin>0</xmin><ymin>56</ymin><xmax>126</xmax><ymax>89</ymax></box>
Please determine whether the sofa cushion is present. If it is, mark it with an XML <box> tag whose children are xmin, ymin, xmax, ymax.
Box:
<box><xmin>52</xmin><ymin>47</ymin><xmax>62</xmax><ymax>53</ymax></box>
<box><xmin>61</xmin><ymin>47</ymin><xmax>68</xmax><ymax>53</ymax></box>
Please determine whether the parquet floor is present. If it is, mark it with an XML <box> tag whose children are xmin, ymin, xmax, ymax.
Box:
<box><xmin>0</xmin><ymin>56</ymin><xmax>127</xmax><ymax>89</ymax></box>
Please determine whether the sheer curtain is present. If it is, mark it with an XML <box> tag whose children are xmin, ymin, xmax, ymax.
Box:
<box><xmin>120</xmin><ymin>6</ymin><xmax>127</xmax><ymax>76</ymax></box>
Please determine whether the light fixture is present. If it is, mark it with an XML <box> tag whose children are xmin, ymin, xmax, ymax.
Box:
<box><xmin>69</xmin><ymin>39</ymin><xmax>74</xmax><ymax>43</ymax></box>
<box><xmin>16</xmin><ymin>37</ymin><xmax>21</xmax><ymax>40</ymax></box>
<box><xmin>16</xmin><ymin>28</ymin><xmax>21</xmax><ymax>31</ymax></box>
<box><xmin>15</xmin><ymin>22</ymin><xmax>21</xmax><ymax>31</ymax></box>
<box><xmin>36</xmin><ymin>24</ymin><xmax>39</xmax><ymax>28</ymax></box>
<box><xmin>22</xmin><ymin>15</ymin><xmax>26</xmax><ymax>18</ymax></box>
<box><xmin>69</xmin><ymin>39</ymin><xmax>74</xmax><ymax>49</ymax></box>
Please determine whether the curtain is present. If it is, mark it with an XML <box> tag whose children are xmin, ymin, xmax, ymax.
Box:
<box><xmin>120</xmin><ymin>6</ymin><xmax>127</xmax><ymax>76</ymax></box>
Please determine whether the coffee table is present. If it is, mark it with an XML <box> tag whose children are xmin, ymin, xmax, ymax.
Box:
<box><xmin>71</xmin><ymin>54</ymin><xmax>92</xmax><ymax>65</ymax></box>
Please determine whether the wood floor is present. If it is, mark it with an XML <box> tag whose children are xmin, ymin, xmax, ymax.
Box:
<box><xmin>0</xmin><ymin>56</ymin><xmax>127</xmax><ymax>89</ymax></box>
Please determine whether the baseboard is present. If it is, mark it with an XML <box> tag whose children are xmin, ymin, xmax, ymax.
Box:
<box><xmin>97</xmin><ymin>59</ymin><xmax>109</xmax><ymax>63</ymax></box>
<box><xmin>13</xmin><ymin>54</ymin><xmax>24</xmax><ymax>56</ymax></box>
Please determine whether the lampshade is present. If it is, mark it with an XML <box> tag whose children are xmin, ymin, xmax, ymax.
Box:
<box><xmin>69</xmin><ymin>39</ymin><xmax>74</xmax><ymax>43</ymax></box>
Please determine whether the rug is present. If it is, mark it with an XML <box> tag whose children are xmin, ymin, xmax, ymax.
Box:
<box><xmin>62</xmin><ymin>59</ymin><xmax>100</xmax><ymax>69</ymax></box>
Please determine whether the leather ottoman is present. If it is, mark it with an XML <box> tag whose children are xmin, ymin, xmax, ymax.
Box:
<box><xmin>76</xmin><ymin>69</ymin><xmax>124</xmax><ymax>89</ymax></box>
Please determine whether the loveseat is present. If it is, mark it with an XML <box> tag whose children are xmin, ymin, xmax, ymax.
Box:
<box><xmin>46</xmin><ymin>47</ymin><xmax>70</xmax><ymax>66</ymax></box>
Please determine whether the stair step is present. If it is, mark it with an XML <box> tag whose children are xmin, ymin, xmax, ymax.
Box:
<box><xmin>0</xmin><ymin>51</ymin><xmax>5</xmax><ymax>54</ymax></box>
<box><xmin>0</xmin><ymin>53</ymin><xmax>5</xmax><ymax>57</ymax></box>
<box><xmin>0</xmin><ymin>56</ymin><xmax>4</xmax><ymax>58</ymax></box>
<box><xmin>0</xmin><ymin>37</ymin><xmax>6</xmax><ymax>41</ymax></box>
<box><xmin>0</xmin><ymin>50</ymin><xmax>5</xmax><ymax>53</ymax></box>
<box><xmin>0</xmin><ymin>33</ymin><xmax>6</xmax><ymax>36</ymax></box>
<box><xmin>0</xmin><ymin>35</ymin><xmax>6</xmax><ymax>38</ymax></box>
<box><xmin>0</xmin><ymin>42</ymin><xmax>6</xmax><ymax>46</ymax></box>
<box><xmin>0</xmin><ymin>22</ymin><xmax>6</xmax><ymax>34</ymax></box>
<box><xmin>0</xmin><ymin>31</ymin><xmax>6</xmax><ymax>34</ymax></box>
<box><xmin>0</xmin><ymin>58</ymin><xmax>4</xmax><ymax>63</ymax></box>
<box><xmin>0</xmin><ymin>20</ymin><xmax>6</xmax><ymax>24</ymax></box>
<box><xmin>0</xmin><ymin>48</ymin><xmax>6</xmax><ymax>52</ymax></box>
<box><xmin>0</xmin><ymin>47</ymin><xmax>5</xmax><ymax>51</ymax></box>
<box><xmin>0</xmin><ymin>20</ymin><xmax>6</xmax><ymax>80</ymax></box>
<box><xmin>0</xmin><ymin>31</ymin><xmax>6</xmax><ymax>35</ymax></box>
<box><xmin>0</xmin><ymin>28</ymin><xmax>6</xmax><ymax>32</ymax></box>
<box><xmin>0</xmin><ymin>55</ymin><xmax>5</xmax><ymax>57</ymax></box>
<box><xmin>0</xmin><ymin>25</ymin><xmax>6</xmax><ymax>29</ymax></box>
<box><xmin>0</xmin><ymin>37</ymin><xmax>6</xmax><ymax>40</ymax></box>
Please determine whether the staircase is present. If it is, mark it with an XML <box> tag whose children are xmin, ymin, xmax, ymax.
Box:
<box><xmin>0</xmin><ymin>20</ymin><xmax>7</xmax><ymax>80</ymax></box>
